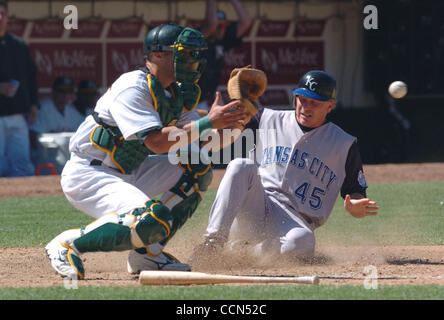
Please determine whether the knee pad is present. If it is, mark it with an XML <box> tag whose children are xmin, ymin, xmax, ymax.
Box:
<box><xmin>72</xmin><ymin>200</ymin><xmax>172</xmax><ymax>253</ymax></box>
<box><xmin>132</xmin><ymin>200</ymin><xmax>172</xmax><ymax>247</ymax></box>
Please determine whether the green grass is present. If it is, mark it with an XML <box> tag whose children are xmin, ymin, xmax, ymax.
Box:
<box><xmin>316</xmin><ymin>181</ymin><xmax>444</xmax><ymax>245</ymax></box>
<box><xmin>0</xmin><ymin>196</ymin><xmax>93</xmax><ymax>247</ymax></box>
<box><xmin>1</xmin><ymin>182</ymin><xmax>442</xmax><ymax>247</ymax></box>
<box><xmin>0</xmin><ymin>181</ymin><xmax>443</xmax><ymax>299</ymax></box>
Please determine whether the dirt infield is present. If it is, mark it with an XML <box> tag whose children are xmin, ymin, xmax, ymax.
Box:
<box><xmin>0</xmin><ymin>163</ymin><xmax>443</xmax><ymax>287</ymax></box>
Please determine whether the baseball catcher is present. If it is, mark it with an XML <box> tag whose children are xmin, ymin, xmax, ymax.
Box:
<box><xmin>45</xmin><ymin>23</ymin><xmax>250</xmax><ymax>280</ymax></box>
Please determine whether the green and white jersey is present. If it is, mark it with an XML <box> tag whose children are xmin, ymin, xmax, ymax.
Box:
<box><xmin>68</xmin><ymin>70</ymin><xmax>199</xmax><ymax>171</ymax></box>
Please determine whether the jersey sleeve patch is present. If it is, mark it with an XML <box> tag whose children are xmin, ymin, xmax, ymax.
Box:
<box><xmin>358</xmin><ymin>170</ymin><xmax>368</xmax><ymax>188</ymax></box>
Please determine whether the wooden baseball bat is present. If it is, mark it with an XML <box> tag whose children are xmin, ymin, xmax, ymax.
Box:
<box><xmin>139</xmin><ymin>271</ymin><xmax>319</xmax><ymax>285</ymax></box>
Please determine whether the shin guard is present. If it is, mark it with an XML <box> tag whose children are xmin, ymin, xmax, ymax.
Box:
<box><xmin>159</xmin><ymin>146</ymin><xmax>213</xmax><ymax>245</ymax></box>
<box><xmin>72</xmin><ymin>200</ymin><xmax>172</xmax><ymax>253</ymax></box>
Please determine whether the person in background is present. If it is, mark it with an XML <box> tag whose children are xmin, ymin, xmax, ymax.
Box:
<box><xmin>0</xmin><ymin>0</ymin><xmax>39</xmax><ymax>177</ymax></box>
<box><xmin>195</xmin><ymin>0</ymin><xmax>253</xmax><ymax>117</ymax></box>
<box><xmin>30</xmin><ymin>76</ymin><xmax>84</xmax><ymax>134</ymax></box>
<box><xmin>72</xmin><ymin>80</ymin><xmax>100</xmax><ymax>117</ymax></box>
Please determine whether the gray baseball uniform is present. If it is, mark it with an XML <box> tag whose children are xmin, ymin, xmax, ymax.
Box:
<box><xmin>204</xmin><ymin>108</ymin><xmax>367</xmax><ymax>257</ymax></box>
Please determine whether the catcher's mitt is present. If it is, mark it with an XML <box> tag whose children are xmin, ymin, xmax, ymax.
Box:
<box><xmin>227</xmin><ymin>65</ymin><xmax>267</xmax><ymax>118</ymax></box>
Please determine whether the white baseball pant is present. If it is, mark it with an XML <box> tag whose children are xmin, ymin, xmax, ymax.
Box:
<box><xmin>61</xmin><ymin>154</ymin><xmax>184</xmax><ymax>219</ymax></box>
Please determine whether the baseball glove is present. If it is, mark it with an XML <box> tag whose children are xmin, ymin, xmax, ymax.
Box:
<box><xmin>227</xmin><ymin>65</ymin><xmax>267</xmax><ymax>118</ymax></box>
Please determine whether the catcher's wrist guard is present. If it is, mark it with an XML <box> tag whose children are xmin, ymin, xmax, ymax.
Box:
<box><xmin>195</xmin><ymin>115</ymin><xmax>213</xmax><ymax>135</ymax></box>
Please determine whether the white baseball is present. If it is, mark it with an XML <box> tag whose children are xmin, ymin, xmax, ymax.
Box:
<box><xmin>388</xmin><ymin>81</ymin><xmax>408</xmax><ymax>99</ymax></box>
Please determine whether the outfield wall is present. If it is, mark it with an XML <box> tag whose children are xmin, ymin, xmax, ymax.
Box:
<box><xmin>7</xmin><ymin>0</ymin><xmax>373</xmax><ymax>108</ymax></box>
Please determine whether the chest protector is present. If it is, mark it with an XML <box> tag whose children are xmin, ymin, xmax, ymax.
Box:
<box><xmin>90</xmin><ymin>73</ymin><xmax>191</xmax><ymax>174</ymax></box>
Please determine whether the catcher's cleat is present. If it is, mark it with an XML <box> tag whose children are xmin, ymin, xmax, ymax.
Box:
<box><xmin>187</xmin><ymin>238</ymin><xmax>225</xmax><ymax>266</ymax></box>
<box><xmin>45</xmin><ymin>234</ymin><xmax>85</xmax><ymax>280</ymax></box>
<box><xmin>127</xmin><ymin>249</ymin><xmax>191</xmax><ymax>274</ymax></box>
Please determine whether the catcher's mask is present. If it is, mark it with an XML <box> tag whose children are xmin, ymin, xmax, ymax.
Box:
<box><xmin>172</xmin><ymin>27</ymin><xmax>207</xmax><ymax>84</ymax></box>
<box><xmin>143</xmin><ymin>23</ymin><xmax>207</xmax><ymax>84</ymax></box>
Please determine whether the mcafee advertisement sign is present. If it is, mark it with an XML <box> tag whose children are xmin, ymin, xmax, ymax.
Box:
<box><xmin>220</xmin><ymin>42</ymin><xmax>252</xmax><ymax>84</ymax></box>
<box><xmin>107</xmin><ymin>19</ymin><xmax>144</xmax><ymax>38</ymax></box>
<box><xmin>106</xmin><ymin>43</ymin><xmax>144</xmax><ymax>86</ymax></box>
<box><xmin>7</xmin><ymin>19</ymin><xmax>27</xmax><ymax>37</ymax></box>
<box><xmin>257</xmin><ymin>20</ymin><xmax>290</xmax><ymax>37</ymax></box>
<box><xmin>30</xmin><ymin>19</ymin><xmax>64</xmax><ymax>38</ymax></box>
<box><xmin>30</xmin><ymin>43</ymin><xmax>102</xmax><ymax>87</ymax></box>
<box><xmin>256</xmin><ymin>41</ymin><xmax>323</xmax><ymax>84</ymax></box>
<box><xmin>294</xmin><ymin>20</ymin><xmax>326</xmax><ymax>37</ymax></box>
<box><xmin>69</xmin><ymin>19</ymin><xmax>105</xmax><ymax>38</ymax></box>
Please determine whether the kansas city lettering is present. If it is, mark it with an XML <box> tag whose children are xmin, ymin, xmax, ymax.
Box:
<box><xmin>261</xmin><ymin>146</ymin><xmax>337</xmax><ymax>189</ymax></box>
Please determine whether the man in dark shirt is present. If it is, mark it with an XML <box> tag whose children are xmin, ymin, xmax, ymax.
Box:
<box><xmin>195</xmin><ymin>0</ymin><xmax>253</xmax><ymax>117</ymax></box>
<box><xmin>0</xmin><ymin>0</ymin><xmax>39</xmax><ymax>176</ymax></box>
<box><xmin>72</xmin><ymin>80</ymin><xmax>100</xmax><ymax>116</ymax></box>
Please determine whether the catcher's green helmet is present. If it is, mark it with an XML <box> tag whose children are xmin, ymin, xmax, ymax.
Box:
<box><xmin>143</xmin><ymin>23</ymin><xmax>183</xmax><ymax>54</ymax></box>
